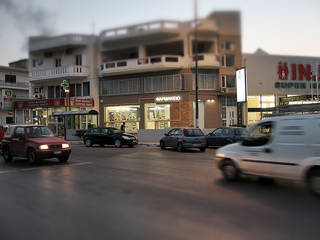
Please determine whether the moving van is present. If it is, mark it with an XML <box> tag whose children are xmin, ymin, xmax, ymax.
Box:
<box><xmin>215</xmin><ymin>114</ymin><xmax>320</xmax><ymax>196</ymax></box>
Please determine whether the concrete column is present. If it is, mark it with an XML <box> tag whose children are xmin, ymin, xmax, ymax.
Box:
<box><xmin>138</xmin><ymin>45</ymin><xmax>146</xmax><ymax>59</ymax></box>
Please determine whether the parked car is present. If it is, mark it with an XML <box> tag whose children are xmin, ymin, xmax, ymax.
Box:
<box><xmin>215</xmin><ymin>114</ymin><xmax>320</xmax><ymax>196</ymax></box>
<box><xmin>206</xmin><ymin>127</ymin><xmax>248</xmax><ymax>148</ymax></box>
<box><xmin>83</xmin><ymin>127</ymin><xmax>138</xmax><ymax>148</ymax></box>
<box><xmin>160</xmin><ymin>128</ymin><xmax>207</xmax><ymax>152</ymax></box>
<box><xmin>2</xmin><ymin>125</ymin><xmax>71</xmax><ymax>164</ymax></box>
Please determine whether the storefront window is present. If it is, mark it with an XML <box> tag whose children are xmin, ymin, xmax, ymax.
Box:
<box><xmin>104</xmin><ymin>105</ymin><xmax>140</xmax><ymax>133</ymax></box>
<box><xmin>145</xmin><ymin>103</ymin><xmax>170</xmax><ymax>129</ymax></box>
<box><xmin>248</xmin><ymin>95</ymin><xmax>275</xmax><ymax>125</ymax></box>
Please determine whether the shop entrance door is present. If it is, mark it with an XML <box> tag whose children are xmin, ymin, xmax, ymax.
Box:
<box><xmin>193</xmin><ymin>101</ymin><xmax>204</xmax><ymax>129</ymax></box>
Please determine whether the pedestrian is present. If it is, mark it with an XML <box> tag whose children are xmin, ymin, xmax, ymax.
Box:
<box><xmin>121</xmin><ymin>122</ymin><xmax>126</xmax><ymax>132</ymax></box>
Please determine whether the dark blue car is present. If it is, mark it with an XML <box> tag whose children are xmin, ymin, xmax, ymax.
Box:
<box><xmin>206</xmin><ymin>127</ymin><xmax>248</xmax><ymax>148</ymax></box>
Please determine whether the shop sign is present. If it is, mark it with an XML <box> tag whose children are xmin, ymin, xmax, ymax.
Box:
<box><xmin>275</xmin><ymin>62</ymin><xmax>320</xmax><ymax>89</ymax></box>
<box><xmin>155</xmin><ymin>96</ymin><xmax>181</xmax><ymax>102</ymax></box>
<box><xmin>70</xmin><ymin>98</ymin><xmax>94</xmax><ymax>107</ymax></box>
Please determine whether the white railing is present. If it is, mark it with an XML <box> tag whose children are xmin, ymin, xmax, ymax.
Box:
<box><xmin>0</xmin><ymin>80</ymin><xmax>29</xmax><ymax>89</ymax></box>
<box><xmin>30</xmin><ymin>65</ymin><xmax>89</xmax><ymax>80</ymax></box>
<box><xmin>100</xmin><ymin>55</ymin><xmax>185</xmax><ymax>75</ymax></box>
<box><xmin>192</xmin><ymin>54</ymin><xmax>220</xmax><ymax>68</ymax></box>
<box><xmin>101</xmin><ymin>20</ymin><xmax>180</xmax><ymax>40</ymax></box>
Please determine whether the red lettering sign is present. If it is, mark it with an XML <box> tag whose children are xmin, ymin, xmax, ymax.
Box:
<box><xmin>278</xmin><ymin>62</ymin><xmax>288</xmax><ymax>80</ymax></box>
<box><xmin>298</xmin><ymin>64</ymin><xmax>311</xmax><ymax>81</ymax></box>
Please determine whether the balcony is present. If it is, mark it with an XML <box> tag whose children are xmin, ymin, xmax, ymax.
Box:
<box><xmin>0</xmin><ymin>80</ymin><xmax>29</xmax><ymax>90</ymax></box>
<box><xmin>100</xmin><ymin>21</ymin><xmax>181</xmax><ymax>50</ymax></box>
<box><xmin>100</xmin><ymin>55</ymin><xmax>185</xmax><ymax>76</ymax></box>
<box><xmin>192</xmin><ymin>54</ymin><xmax>220</xmax><ymax>68</ymax></box>
<box><xmin>29</xmin><ymin>34</ymin><xmax>93</xmax><ymax>52</ymax></box>
<box><xmin>30</xmin><ymin>65</ymin><xmax>89</xmax><ymax>81</ymax></box>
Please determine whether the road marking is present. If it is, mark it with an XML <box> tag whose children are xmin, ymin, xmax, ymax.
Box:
<box><xmin>0</xmin><ymin>161</ymin><xmax>93</xmax><ymax>175</ymax></box>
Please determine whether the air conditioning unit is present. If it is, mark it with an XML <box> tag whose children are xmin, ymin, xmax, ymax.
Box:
<box><xmin>33</xmin><ymin>94</ymin><xmax>39</xmax><ymax>99</ymax></box>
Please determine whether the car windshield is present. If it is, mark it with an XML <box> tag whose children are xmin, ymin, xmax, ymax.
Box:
<box><xmin>26</xmin><ymin>126</ymin><xmax>54</xmax><ymax>138</ymax></box>
<box><xmin>184</xmin><ymin>129</ymin><xmax>204</xmax><ymax>136</ymax></box>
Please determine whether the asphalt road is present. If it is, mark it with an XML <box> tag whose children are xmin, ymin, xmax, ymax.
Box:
<box><xmin>0</xmin><ymin>144</ymin><xmax>319</xmax><ymax>240</ymax></box>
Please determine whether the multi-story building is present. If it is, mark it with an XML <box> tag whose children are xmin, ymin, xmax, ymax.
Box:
<box><xmin>16</xmin><ymin>34</ymin><xmax>99</xmax><ymax>136</ymax></box>
<box><xmin>0</xmin><ymin>63</ymin><xmax>29</xmax><ymax>124</ymax></box>
<box><xmin>98</xmin><ymin>11</ymin><xmax>242</xmax><ymax>133</ymax></box>
<box><xmin>244</xmin><ymin>49</ymin><xmax>320</xmax><ymax>126</ymax></box>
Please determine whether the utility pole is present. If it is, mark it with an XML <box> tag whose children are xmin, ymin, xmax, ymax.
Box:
<box><xmin>194</xmin><ymin>0</ymin><xmax>199</xmax><ymax>128</ymax></box>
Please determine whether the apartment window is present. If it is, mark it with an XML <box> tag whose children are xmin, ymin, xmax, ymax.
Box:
<box><xmin>225</xmin><ymin>42</ymin><xmax>234</xmax><ymax>50</ymax></box>
<box><xmin>101</xmin><ymin>78</ymin><xmax>141</xmax><ymax>96</ymax></box>
<box><xmin>5</xmin><ymin>75</ymin><xmax>16</xmax><ymax>83</ymax></box>
<box><xmin>193</xmin><ymin>73</ymin><xmax>218</xmax><ymax>90</ymax></box>
<box><xmin>55</xmin><ymin>58</ymin><xmax>61</xmax><ymax>67</ymax></box>
<box><xmin>76</xmin><ymin>83</ymin><xmax>82</xmax><ymax>97</ymax></box>
<box><xmin>48</xmin><ymin>86</ymin><xmax>54</xmax><ymax>98</ymax></box>
<box><xmin>220</xmin><ymin>96</ymin><xmax>237</xmax><ymax>107</ymax></box>
<box><xmin>70</xmin><ymin>84</ymin><xmax>75</xmax><ymax>97</ymax></box>
<box><xmin>83</xmin><ymin>82</ymin><xmax>90</xmax><ymax>96</ymax></box>
<box><xmin>221</xmin><ymin>55</ymin><xmax>235</xmax><ymax>67</ymax></box>
<box><xmin>76</xmin><ymin>55</ymin><xmax>82</xmax><ymax>66</ymax></box>
<box><xmin>144</xmin><ymin>75</ymin><xmax>181</xmax><ymax>93</ymax></box>
<box><xmin>221</xmin><ymin>75</ymin><xmax>236</xmax><ymax>88</ymax></box>
<box><xmin>32</xmin><ymin>59</ymin><xmax>37</xmax><ymax>68</ymax></box>
<box><xmin>55</xmin><ymin>86</ymin><xmax>61</xmax><ymax>98</ymax></box>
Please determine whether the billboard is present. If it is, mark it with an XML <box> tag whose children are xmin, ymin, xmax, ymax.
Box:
<box><xmin>236</xmin><ymin>67</ymin><xmax>247</xmax><ymax>102</ymax></box>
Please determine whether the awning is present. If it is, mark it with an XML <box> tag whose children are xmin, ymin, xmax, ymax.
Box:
<box><xmin>53</xmin><ymin>110</ymin><xmax>98</xmax><ymax>116</ymax></box>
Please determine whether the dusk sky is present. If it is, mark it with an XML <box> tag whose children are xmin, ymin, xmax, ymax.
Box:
<box><xmin>0</xmin><ymin>0</ymin><xmax>320</xmax><ymax>65</ymax></box>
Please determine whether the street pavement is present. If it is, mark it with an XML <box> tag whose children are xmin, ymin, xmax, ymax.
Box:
<box><xmin>0</xmin><ymin>144</ymin><xmax>319</xmax><ymax>240</ymax></box>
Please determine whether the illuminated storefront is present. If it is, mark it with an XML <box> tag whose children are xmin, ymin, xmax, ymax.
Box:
<box><xmin>14</xmin><ymin>98</ymin><xmax>95</xmax><ymax>136</ymax></box>
<box><xmin>244</xmin><ymin>51</ymin><xmax>320</xmax><ymax>125</ymax></box>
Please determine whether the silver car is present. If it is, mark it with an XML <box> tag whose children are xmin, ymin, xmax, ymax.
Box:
<box><xmin>160</xmin><ymin>128</ymin><xmax>207</xmax><ymax>152</ymax></box>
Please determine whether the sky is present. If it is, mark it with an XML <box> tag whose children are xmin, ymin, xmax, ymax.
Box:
<box><xmin>0</xmin><ymin>0</ymin><xmax>320</xmax><ymax>66</ymax></box>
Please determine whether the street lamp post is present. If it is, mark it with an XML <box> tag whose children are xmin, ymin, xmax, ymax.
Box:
<box><xmin>194</xmin><ymin>0</ymin><xmax>199</xmax><ymax>128</ymax></box>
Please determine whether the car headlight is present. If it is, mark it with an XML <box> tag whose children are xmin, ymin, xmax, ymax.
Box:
<box><xmin>39</xmin><ymin>144</ymin><xmax>49</xmax><ymax>150</ymax></box>
<box><xmin>62</xmin><ymin>143</ymin><xmax>70</xmax><ymax>149</ymax></box>
<box><xmin>122</xmin><ymin>136</ymin><xmax>130</xmax><ymax>140</ymax></box>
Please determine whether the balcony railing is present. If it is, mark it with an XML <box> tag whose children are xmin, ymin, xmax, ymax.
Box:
<box><xmin>100</xmin><ymin>20</ymin><xmax>180</xmax><ymax>42</ymax></box>
<box><xmin>100</xmin><ymin>55</ymin><xmax>185</xmax><ymax>75</ymax></box>
<box><xmin>192</xmin><ymin>54</ymin><xmax>220</xmax><ymax>68</ymax></box>
<box><xmin>30</xmin><ymin>65</ymin><xmax>89</xmax><ymax>81</ymax></box>
<box><xmin>0</xmin><ymin>80</ymin><xmax>29</xmax><ymax>89</ymax></box>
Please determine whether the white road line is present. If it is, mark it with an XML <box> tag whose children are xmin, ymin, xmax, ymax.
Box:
<box><xmin>0</xmin><ymin>161</ymin><xmax>93</xmax><ymax>175</ymax></box>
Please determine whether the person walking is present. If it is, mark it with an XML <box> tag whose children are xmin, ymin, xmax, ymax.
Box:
<box><xmin>121</xmin><ymin>122</ymin><xmax>126</xmax><ymax>132</ymax></box>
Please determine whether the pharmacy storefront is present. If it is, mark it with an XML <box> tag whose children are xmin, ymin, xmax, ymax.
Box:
<box><xmin>244</xmin><ymin>52</ymin><xmax>320</xmax><ymax>126</ymax></box>
<box><xmin>14</xmin><ymin>98</ymin><xmax>95</xmax><ymax>136</ymax></box>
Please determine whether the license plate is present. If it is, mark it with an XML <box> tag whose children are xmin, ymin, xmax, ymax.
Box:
<box><xmin>54</xmin><ymin>151</ymin><xmax>62</xmax><ymax>155</ymax></box>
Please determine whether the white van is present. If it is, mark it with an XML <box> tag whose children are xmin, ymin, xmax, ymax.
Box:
<box><xmin>215</xmin><ymin>114</ymin><xmax>320</xmax><ymax>196</ymax></box>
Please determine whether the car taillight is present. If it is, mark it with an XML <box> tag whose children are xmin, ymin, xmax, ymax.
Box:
<box><xmin>233</xmin><ymin>135</ymin><xmax>237</xmax><ymax>142</ymax></box>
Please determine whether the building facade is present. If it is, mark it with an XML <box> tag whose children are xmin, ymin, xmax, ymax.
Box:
<box><xmin>0</xmin><ymin>64</ymin><xmax>29</xmax><ymax>124</ymax></box>
<box><xmin>99</xmin><ymin>11</ymin><xmax>242</xmax><ymax>133</ymax></box>
<box><xmin>18</xmin><ymin>34</ymin><xmax>99</xmax><ymax>136</ymax></box>
<box><xmin>244</xmin><ymin>50</ymin><xmax>320</xmax><ymax>126</ymax></box>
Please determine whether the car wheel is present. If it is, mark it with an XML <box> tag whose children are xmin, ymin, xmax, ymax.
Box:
<box><xmin>160</xmin><ymin>141</ymin><xmax>166</xmax><ymax>150</ymax></box>
<box><xmin>27</xmin><ymin>149</ymin><xmax>37</xmax><ymax>164</ymax></box>
<box><xmin>85</xmin><ymin>139</ymin><xmax>93</xmax><ymax>147</ymax></box>
<box><xmin>199</xmin><ymin>147</ymin><xmax>206</xmax><ymax>152</ymax></box>
<box><xmin>222</xmin><ymin>160</ymin><xmax>239</xmax><ymax>181</ymax></box>
<box><xmin>177</xmin><ymin>143</ymin><xmax>184</xmax><ymax>152</ymax></box>
<box><xmin>115</xmin><ymin>139</ymin><xmax>122</xmax><ymax>148</ymax></box>
<box><xmin>128</xmin><ymin>144</ymin><xmax>134</xmax><ymax>148</ymax></box>
<box><xmin>307</xmin><ymin>168</ymin><xmax>320</xmax><ymax>196</ymax></box>
<box><xmin>58</xmin><ymin>156</ymin><xmax>69</xmax><ymax>163</ymax></box>
<box><xmin>2</xmin><ymin>146</ymin><xmax>12</xmax><ymax>162</ymax></box>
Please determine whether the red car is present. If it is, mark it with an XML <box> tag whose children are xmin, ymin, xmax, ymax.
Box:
<box><xmin>2</xmin><ymin>125</ymin><xmax>71</xmax><ymax>164</ymax></box>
